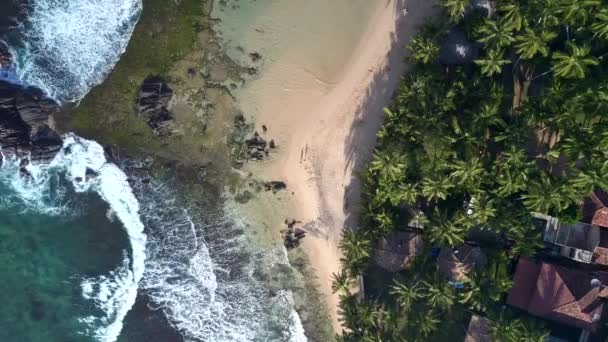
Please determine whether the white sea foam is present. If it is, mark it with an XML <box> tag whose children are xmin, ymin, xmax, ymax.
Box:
<box><xmin>128</xmin><ymin>175</ymin><xmax>308</xmax><ymax>342</ymax></box>
<box><xmin>0</xmin><ymin>134</ymin><xmax>147</xmax><ymax>342</ymax></box>
<box><xmin>9</xmin><ymin>0</ymin><xmax>142</xmax><ymax>102</ymax></box>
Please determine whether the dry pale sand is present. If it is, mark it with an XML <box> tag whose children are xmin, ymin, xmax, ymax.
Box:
<box><xmin>239</xmin><ymin>0</ymin><xmax>438</xmax><ymax>332</ymax></box>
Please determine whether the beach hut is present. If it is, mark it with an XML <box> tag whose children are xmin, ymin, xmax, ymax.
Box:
<box><xmin>374</xmin><ymin>231</ymin><xmax>423</xmax><ymax>272</ymax></box>
<box><xmin>464</xmin><ymin>314</ymin><xmax>492</xmax><ymax>342</ymax></box>
<box><xmin>437</xmin><ymin>244</ymin><xmax>487</xmax><ymax>282</ymax></box>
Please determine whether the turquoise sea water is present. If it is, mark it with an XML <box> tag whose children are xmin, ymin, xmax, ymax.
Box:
<box><xmin>0</xmin><ymin>174</ymin><xmax>130</xmax><ymax>341</ymax></box>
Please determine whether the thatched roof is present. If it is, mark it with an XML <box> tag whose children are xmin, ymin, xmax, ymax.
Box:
<box><xmin>437</xmin><ymin>244</ymin><xmax>486</xmax><ymax>281</ymax></box>
<box><xmin>438</xmin><ymin>29</ymin><xmax>480</xmax><ymax>65</ymax></box>
<box><xmin>465</xmin><ymin>314</ymin><xmax>492</xmax><ymax>342</ymax></box>
<box><xmin>374</xmin><ymin>231</ymin><xmax>423</xmax><ymax>272</ymax></box>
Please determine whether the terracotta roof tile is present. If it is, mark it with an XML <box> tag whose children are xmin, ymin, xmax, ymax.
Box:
<box><xmin>506</xmin><ymin>258</ymin><xmax>541</xmax><ymax>309</ymax></box>
<box><xmin>507</xmin><ymin>258</ymin><xmax>608</xmax><ymax>330</ymax></box>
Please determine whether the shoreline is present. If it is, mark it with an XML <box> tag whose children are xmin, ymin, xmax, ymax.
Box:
<box><xmin>239</xmin><ymin>0</ymin><xmax>438</xmax><ymax>332</ymax></box>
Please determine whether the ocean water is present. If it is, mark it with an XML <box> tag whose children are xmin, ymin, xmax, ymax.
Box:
<box><xmin>0</xmin><ymin>0</ymin><xmax>308</xmax><ymax>341</ymax></box>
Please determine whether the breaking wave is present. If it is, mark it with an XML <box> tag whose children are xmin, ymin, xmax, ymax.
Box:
<box><xmin>0</xmin><ymin>134</ymin><xmax>147</xmax><ymax>342</ymax></box>
<box><xmin>3</xmin><ymin>0</ymin><xmax>142</xmax><ymax>102</ymax></box>
<box><xmin>126</xmin><ymin>166</ymin><xmax>308</xmax><ymax>342</ymax></box>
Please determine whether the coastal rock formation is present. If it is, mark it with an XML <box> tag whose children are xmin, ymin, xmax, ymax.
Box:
<box><xmin>0</xmin><ymin>41</ymin><xmax>11</xmax><ymax>68</ymax></box>
<box><xmin>0</xmin><ymin>81</ymin><xmax>62</xmax><ymax>163</ymax></box>
<box><xmin>137</xmin><ymin>77</ymin><xmax>173</xmax><ymax>136</ymax></box>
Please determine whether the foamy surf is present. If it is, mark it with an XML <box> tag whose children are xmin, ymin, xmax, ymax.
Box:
<box><xmin>126</xmin><ymin>170</ymin><xmax>308</xmax><ymax>342</ymax></box>
<box><xmin>6</xmin><ymin>0</ymin><xmax>142</xmax><ymax>102</ymax></box>
<box><xmin>0</xmin><ymin>133</ymin><xmax>147</xmax><ymax>342</ymax></box>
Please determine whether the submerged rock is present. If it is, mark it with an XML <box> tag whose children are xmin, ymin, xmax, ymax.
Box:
<box><xmin>0</xmin><ymin>81</ymin><xmax>62</xmax><ymax>163</ymax></box>
<box><xmin>0</xmin><ymin>41</ymin><xmax>11</xmax><ymax>68</ymax></box>
<box><xmin>137</xmin><ymin>77</ymin><xmax>174</xmax><ymax>136</ymax></box>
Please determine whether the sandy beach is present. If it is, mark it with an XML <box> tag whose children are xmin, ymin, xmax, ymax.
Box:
<box><xmin>224</xmin><ymin>0</ymin><xmax>440</xmax><ymax>332</ymax></box>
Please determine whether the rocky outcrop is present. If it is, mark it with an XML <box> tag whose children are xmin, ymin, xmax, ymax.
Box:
<box><xmin>137</xmin><ymin>77</ymin><xmax>173</xmax><ymax>136</ymax></box>
<box><xmin>0</xmin><ymin>41</ymin><xmax>11</xmax><ymax>68</ymax></box>
<box><xmin>0</xmin><ymin>81</ymin><xmax>62</xmax><ymax>163</ymax></box>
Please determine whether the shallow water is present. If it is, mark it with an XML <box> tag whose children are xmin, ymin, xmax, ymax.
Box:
<box><xmin>0</xmin><ymin>158</ymin><xmax>131</xmax><ymax>342</ymax></box>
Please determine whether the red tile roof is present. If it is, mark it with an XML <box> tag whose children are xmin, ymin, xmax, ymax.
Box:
<box><xmin>584</xmin><ymin>190</ymin><xmax>608</xmax><ymax>228</ymax></box>
<box><xmin>507</xmin><ymin>258</ymin><xmax>607</xmax><ymax>330</ymax></box>
<box><xmin>593</xmin><ymin>246</ymin><xmax>608</xmax><ymax>266</ymax></box>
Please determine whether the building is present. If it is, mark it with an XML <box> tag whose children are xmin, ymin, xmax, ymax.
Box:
<box><xmin>374</xmin><ymin>231</ymin><xmax>423</xmax><ymax>272</ymax></box>
<box><xmin>464</xmin><ymin>314</ymin><xmax>491</xmax><ymax>342</ymax></box>
<box><xmin>583</xmin><ymin>190</ymin><xmax>608</xmax><ymax>229</ymax></box>
<box><xmin>507</xmin><ymin>258</ymin><xmax>608</xmax><ymax>331</ymax></box>
<box><xmin>533</xmin><ymin>212</ymin><xmax>608</xmax><ymax>265</ymax></box>
<box><xmin>437</xmin><ymin>244</ymin><xmax>486</xmax><ymax>282</ymax></box>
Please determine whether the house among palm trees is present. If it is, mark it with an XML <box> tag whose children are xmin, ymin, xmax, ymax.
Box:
<box><xmin>507</xmin><ymin>258</ymin><xmax>608</xmax><ymax>337</ymax></box>
<box><xmin>532</xmin><ymin>212</ymin><xmax>608</xmax><ymax>265</ymax></box>
<box><xmin>374</xmin><ymin>231</ymin><xmax>423</xmax><ymax>272</ymax></box>
<box><xmin>464</xmin><ymin>314</ymin><xmax>491</xmax><ymax>342</ymax></box>
<box><xmin>437</xmin><ymin>243</ymin><xmax>486</xmax><ymax>282</ymax></box>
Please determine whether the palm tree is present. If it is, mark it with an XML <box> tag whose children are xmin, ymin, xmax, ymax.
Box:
<box><xmin>332</xmin><ymin>270</ymin><xmax>352</xmax><ymax>294</ymax></box>
<box><xmin>499</xmin><ymin>3</ymin><xmax>524</xmax><ymax>31</ymax></box>
<box><xmin>390</xmin><ymin>279</ymin><xmax>422</xmax><ymax>312</ymax></box>
<box><xmin>339</xmin><ymin>230</ymin><xmax>372</xmax><ymax>275</ymax></box>
<box><xmin>449</xmin><ymin>157</ymin><xmax>485</xmax><ymax>190</ymax></box>
<box><xmin>427</xmin><ymin>209</ymin><xmax>466</xmax><ymax>246</ymax></box>
<box><xmin>522</xmin><ymin>175</ymin><xmax>559</xmax><ymax>213</ymax></box>
<box><xmin>507</xmin><ymin>224</ymin><xmax>543</xmax><ymax>257</ymax></box>
<box><xmin>535</xmin><ymin>0</ymin><xmax>560</xmax><ymax>28</ymax></box>
<box><xmin>490</xmin><ymin>315</ymin><xmax>524</xmax><ymax>342</ymax></box>
<box><xmin>408</xmin><ymin>35</ymin><xmax>439</xmax><ymax>65</ymax></box>
<box><xmin>415</xmin><ymin>308</ymin><xmax>441</xmax><ymax>338</ymax></box>
<box><xmin>514</xmin><ymin>28</ymin><xmax>557</xmax><ymax>59</ymax></box>
<box><xmin>551</xmin><ymin>42</ymin><xmax>599</xmax><ymax>79</ymax></box>
<box><xmin>421</xmin><ymin>176</ymin><xmax>454</xmax><ymax>202</ymax></box>
<box><xmin>396</xmin><ymin>182</ymin><xmax>419</xmax><ymax>206</ymax></box>
<box><xmin>440</xmin><ymin>0</ymin><xmax>470</xmax><ymax>22</ymax></box>
<box><xmin>475</xmin><ymin>48</ymin><xmax>511</xmax><ymax>77</ymax></box>
<box><xmin>477</xmin><ymin>19</ymin><xmax>516</xmax><ymax>49</ymax></box>
<box><xmin>423</xmin><ymin>281</ymin><xmax>455</xmax><ymax>311</ymax></box>
<box><xmin>470</xmin><ymin>196</ymin><xmax>497</xmax><ymax>225</ymax></box>
<box><xmin>369</xmin><ymin>150</ymin><xmax>406</xmax><ymax>181</ymax></box>
<box><xmin>556</xmin><ymin>0</ymin><xmax>600</xmax><ymax>27</ymax></box>
<box><xmin>591</xmin><ymin>8</ymin><xmax>608</xmax><ymax>39</ymax></box>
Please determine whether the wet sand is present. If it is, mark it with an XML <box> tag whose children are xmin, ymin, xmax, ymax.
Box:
<box><xmin>214</xmin><ymin>0</ymin><xmax>438</xmax><ymax>333</ymax></box>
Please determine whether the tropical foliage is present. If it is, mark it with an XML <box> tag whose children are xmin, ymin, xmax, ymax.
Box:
<box><xmin>337</xmin><ymin>0</ymin><xmax>608</xmax><ymax>340</ymax></box>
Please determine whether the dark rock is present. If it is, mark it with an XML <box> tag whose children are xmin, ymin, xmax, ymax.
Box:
<box><xmin>0</xmin><ymin>41</ymin><xmax>11</xmax><ymax>68</ymax></box>
<box><xmin>234</xmin><ymin>113</ymin><xmax>246</xmax><ymax>127</ymax></box>
<box><xmin>85</xmin><ymin>168</ymin><xmax>99</xmax><ymax>181</ymax></box>
<box><xmin>269</xmin><ymin>139</ymin><xmax>276</xmax><ymax>149</ymax></box>
<box><xmin>249</xmin><ymin>52</ymin><xmax>262</xmax><ymax>62</ymax></box>
<box><xmin>262</xmin><ymin>124</ymin><xmax>267</xmax><ymax>132</ymax></box>
<box><xmin>246</xmin><ymin>132</ymin><xmax>267</xmax><ymax>149</ymax></box>
<box><xmin>30</xmin><ymin>125</ymin><xmax>62</xmax><ymax>163</ymax></box>
<box><xmin>0</xmin><ymin>81</ymin><xmax>61</xmax><ymax>163</ymax></box>
<box><xmin>265</xmin><ymin>181</ymin><xmax>286</xmax><ymax>192</ymax></box>
<box><xmin>103</xmin><ymin>144</ymin><xmax>121</xmax><ymax>163</ymax></box>
<box><xmin>137</xmin><ymin>76</ymin><xmax>173</xmax><ymax>136</ymax></box>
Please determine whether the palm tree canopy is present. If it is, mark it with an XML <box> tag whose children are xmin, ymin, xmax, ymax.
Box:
<box><xmin>475</xmin><ymin>48</ymin><xmax>511</xmax><ymax>76</ymax></box>
<box><xmin>551</xmin><ymin>42</ymin><xmax>599</xmax><ymax>79</ymax></box>
<box><xmin>514</xmin><ymin>28</ymin><xmax>557</xmax><ymax>59</ymax></box>
<box><xmin>440</xmin><ymin>0</ymin><xmax>471</xmax><ymax>22</ymax></box>
<box><xmin>591</xmin><ymin>8</ymin><xmax>608</xmax><ymax>39</ymax></box>
<box><xmin>476</xmin><ymin>19</ymin><xmax>516</xmax><ymax>49</ymax></box>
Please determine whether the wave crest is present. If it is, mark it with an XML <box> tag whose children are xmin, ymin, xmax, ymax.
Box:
<box><xmin>9</xmin><ymin>0</ymin><xmax>142</xmax><ymax>102</ymax></box>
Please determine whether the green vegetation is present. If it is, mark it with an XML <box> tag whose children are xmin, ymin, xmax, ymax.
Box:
<box><xmin>336</xmin><ymin>0</ymin><xmax>608</xmax><ymax>340</ymax></box>
<box><xmin>61</xmin><ymin>0</ymin><xmax>207</xmax><ymax>152</ymax></box>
